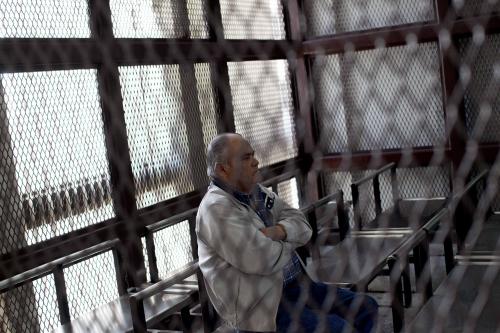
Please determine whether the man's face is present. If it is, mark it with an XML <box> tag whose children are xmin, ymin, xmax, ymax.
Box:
<box><xmin>224</xmin><ymin>136</ymin><xmax>260</xmax><ymax>193</ymax></box>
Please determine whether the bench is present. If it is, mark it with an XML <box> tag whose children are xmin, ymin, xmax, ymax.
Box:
<box><xmin>304</xmin><ymin>164</ymin><xmax>452</xmax><ymax>332</ymax></box>
<box><xmin>3</xmin><ymin>207</ymin><xmax>208</xmax><ymax>333</ymax></box>
<box><xmin>405</xmin><ymin>169</ymin><xmax>497</xmax><ymax>332</ymax></box>
<box><xmin>351</xmin><ymin>162</ymin><xmax>447</xmax><ymax>232</ymax></box>
<box><xmin>0</xmin><ymin>239</ymin><xmax>198</xmax><ymax>333</ymax></box>
<box><xmin>408</xmin><ymin>257</ymin><xmax>500</xmax><ymax>332</ymax></box>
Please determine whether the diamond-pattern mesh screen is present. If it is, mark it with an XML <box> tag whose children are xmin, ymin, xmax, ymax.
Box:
<box><xmin>229</xmin><ymin>60</ymin><xmax>297</xmax><ymax>167</ymax></box>
<box><xmin>0</xmin><ymin>275</ymin><xmax>59</xmax><ymax>333</ymax></box>
<box><xmin>304</xmin><ymin>0</ymin><xmax>435</xmax><ymax>37</ymax></box>
<box><xmin>313</xmin><ymin>42</ymin><xmax>445</xmax><ymax>153</ymax></box>
<box><xmin>110</xmin><ymin>0</ymin><xmax>208</xmax><ymax>38</ymax></box>
<box><xmin>64</xmin><ymin>251</ymin><xmax>119</xmax><ymax>319</ymax></box>
<box><xmin>120</xmin><ymin>64</ymin><xmax>216</xmax><ymax>209</ymax></box>
<box><xmin>0</xmin><ymin>70</ymin><xmax>114</xmax><ymax>254</ymax></box>
<box><xmin>277</xmin><ymin>178</ymin><xmax>300</xmax><ymax>208</ymax></box>
<box><xmin>153</xmin><ymin>220</ymin><xmax>193</xmax><ymax>280</ymax></box>
<box><xmin>459</xmin><ymin>34</ymin><xmax>500</xmax><ymax>143</ymax></box>
<box><xmin>220</xmin><ymin>0</ymin><xmax>286</xmax><ymax>39</ymax></box>
<box><xmin>1</xmin><ymin>2</ymin><xmax>500</xmax><ymax>332</ymax></box>
<box><xmin>454</xmin><ymin>0</ymin><xmax>500</xmax><ymax>17</ymax></box>
<box><xmin>0</xmin><ymin>0</ymin><xmax>90</xmax><ymax>38</ymax></box>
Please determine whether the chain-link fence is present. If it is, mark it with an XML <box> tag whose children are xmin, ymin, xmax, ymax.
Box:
<box><xmin>0</xmin><ymin>0</ymin><xmax>499</xmax><ymax>332</ymax></box>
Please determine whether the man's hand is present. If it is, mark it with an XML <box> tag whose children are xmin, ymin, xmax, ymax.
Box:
<box><xmin>260</xmin><ymin>224</ymin><xmax>287</xmax><ymax>241</ymax></box>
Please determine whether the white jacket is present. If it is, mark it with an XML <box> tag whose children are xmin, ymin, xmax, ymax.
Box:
<box><xmin>196</xmin><ymin>184</ymin><xmax>312</xmax><ymax>332</ymax></box>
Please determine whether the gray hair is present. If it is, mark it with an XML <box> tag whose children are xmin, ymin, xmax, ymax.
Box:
<box><xmin>206</xmin><ymin>134</ymin><xmax>233</xmax><ymax>178</ymax></box>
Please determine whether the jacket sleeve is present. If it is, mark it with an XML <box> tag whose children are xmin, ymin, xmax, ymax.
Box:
<box><xmin>271</xmin><ymin>194</ymin><xmax>312</xmax><ymax>248</ymax></box>
<box><xmin>197</xmin><ymin>201</ymin><xmax>294</xmax><ymax>276</ymax></box>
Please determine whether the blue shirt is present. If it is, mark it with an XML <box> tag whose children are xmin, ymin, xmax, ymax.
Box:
<box><xmin>211</xmin><ymin>178</ymin><xmax>301</xmax><ymax>286</ymax></box>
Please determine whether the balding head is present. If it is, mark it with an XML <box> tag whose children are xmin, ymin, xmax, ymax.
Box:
<box><xmin>206</xmin><ymin>133</ymin><xmax>260</xmax><ymax>193</ymax></box>
<box><xmin>206</xmin><ymin>133</ymin><xmax>241</xmax><ymax>178</ymax></box>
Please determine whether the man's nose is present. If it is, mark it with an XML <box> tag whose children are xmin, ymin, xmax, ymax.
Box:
<box><xmin>252</xmin><ymin>157</ymin><xmax>259</xmax><ymax>168</ymax></box>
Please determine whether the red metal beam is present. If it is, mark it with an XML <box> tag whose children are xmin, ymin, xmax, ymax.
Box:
<box><xmin>320</xmin><ymin>147</ymin><xmax>451</xmax><ymax>171</ymax></box>
<box><xmin>302</xmin><ymin>14</ymin><xmax>500</xmax><ymax>56</ymax></box>
<box><xmin>0</xmin><ymin>39</ymin><xmax>297</xmax><ymax>72</ymax></box>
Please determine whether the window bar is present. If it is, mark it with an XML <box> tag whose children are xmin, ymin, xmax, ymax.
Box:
<box><xmin>88</xmin><ymin>0</ymin><xmax>146</xmax><ymax>287</ymax></box>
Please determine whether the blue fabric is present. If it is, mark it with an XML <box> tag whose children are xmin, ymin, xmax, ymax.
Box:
<box><xmin>211</xmin><ymin>179</ymin><xmax>302</xmax><ymax>285</ymax></box>
<box><xmin>277</xmin><ymin>280</ymin><xmax>378</xmax><ymax>333</ymax></box>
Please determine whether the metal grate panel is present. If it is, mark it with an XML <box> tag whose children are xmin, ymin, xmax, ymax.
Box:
<box><xmin>455</xmin><ymin>0</ymin><xmax>500</xmax><ymax>17</ymax></box>
<box><xmin>220</xmin><ymin>0</ymin><xmax>286</xmax><ymax>39</ymax></box>
<box><xmin>229</xmin><ymin>60</ymin><xmax>297</xmax><ymax>167</ymax></box>
<box><xmin>110</xmin><ymin>0</ymin><xmax>209</xmax><ymax>38</ymax></box>
<box><xmin>0</xmin><ymin>0</ymin><xmax>90</xmax><ymax>38</ymax></box>
<box><xmin>64</xmin><ymin>251</ymin><xmax>119</xmax><ymax>320</ymax></box>
<box><xmin>0</xmin><ymin>275</ymin><xmax>59</xmax><ymax>333</ymax></box>
<box><xmin>277</xmin><ymin>178</ymin><xmax>300</xmax><ymax>208</ymax></box>
<box><xmin>396</xmin><ymin>166</ymin><xmax>450</xmax><ymax>199</ymax></box>
<box><xmin>459</xmin><ymin>34</ymin><xmax>500</xmax><ymax>143</ymax></box>
<box><xmin>153</xmin><ymin>220</ymin><xmax>193</xmax><ymax>279</ymax></box>
<box><xmin>313</xmin><ymin>42</ymin><xmax>445</xmax><ymax>153</ymax></box>
<box><xmin>0</xmin><ymin>70</ymin><xmax>114</xmax><ymax>255</ymax></box>
<box><xmin>120</xmin><ymin>64</ymin><xmax>216</xmax><ymax>208</ymax></box>
<box><xmin>304</xmin><ymin>0</ymin><xmax>435</xmax><ymax>37</ymax></box>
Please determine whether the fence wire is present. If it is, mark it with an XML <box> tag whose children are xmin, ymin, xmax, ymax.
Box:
<box><xmin>0</xmin><ymin>1</ymin><xmax>499</xmax><ymax>332</ymax></box>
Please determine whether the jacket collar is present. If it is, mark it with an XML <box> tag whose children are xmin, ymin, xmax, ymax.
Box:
<box><xmin>211</xmin><ymin>177</ymin><xmax>259</xmax><ymax>207</ymax></box>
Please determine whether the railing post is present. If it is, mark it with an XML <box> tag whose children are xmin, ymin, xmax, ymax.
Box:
<box><xmin>390</xmin><ymin>164</ymin><xmax>399</xmax><ymax>204</ymax></box>
<box><xmin>53</xmin><ymin>265</ymin><xmax>71</xmax><ymax>325</ymax></box>
<box><xmin>351</xmin><ymin>184</ymin><xmax>362</xmax><ymax>230</ymax></box>
<box><xmin>145</xmin><ymin>231</ymin><xmax>159</xmax><ymax>283</ymax></box>
<box><xmin>337</xmin><ymin>190</ymin><xmax>349</xmax><ymax>240</ymax></box>
<box><xmin>373</xmin><ymin>175</ymin><xmax>382</xmax><ymax>216</ymax></box>
<box><xmin>129</xmin><ymin>296</ymin><xmax>147</xmax><ymax>332</ymax></box>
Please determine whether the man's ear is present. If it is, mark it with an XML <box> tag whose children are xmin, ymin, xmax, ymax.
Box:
<box><xmin>215</xmin><ymin>162</ymin><xmax>228</xmax><ymax>176</ymax></box>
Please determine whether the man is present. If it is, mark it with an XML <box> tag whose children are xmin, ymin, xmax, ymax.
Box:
<box><xmin>196</xmin><ymin>133</ymin><xmax>378</xmax><ymax>332</ymax></box>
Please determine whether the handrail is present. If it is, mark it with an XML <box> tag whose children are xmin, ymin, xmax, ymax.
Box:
<box><xmin>450</xmin><ymin>169</ymin><xmax>488</xmax><ymax>203</ymax></box>
<box><xmin>421</xmin><ymin>207</ymin><xmax>449</xmax><ymax>233</ymax></box>
<box><xmin>129</xmin><ymin>260</ymin><xmax>200</xmax><ymax>332</ymax></box>
<box><xmin>146</xmin><ymin>207</ymin><xmax>199</xmax><ymax>233</ymax></box>
<box><xmin>352</xmin><ymin>162</ymin><xmax>396</xmax><ymax>187</ymax></box>
<box><xmin>387</xmin><ymin>230</ymin><xmax>427</xmax><ymax>264</ymax></box>
<box><xmin>0</xmin><ymin>239</ymin><xmax>120</xmax><ymax>293</ymax></box>
<box><xmin>260</xmin><ymin>170</ymin><xmax>299</xmax><ymax>188</ymax></box>
<box><xmin>312</xmin><ymin>190</ymin><xmax>343</xmax><ymax>209</ymax></box>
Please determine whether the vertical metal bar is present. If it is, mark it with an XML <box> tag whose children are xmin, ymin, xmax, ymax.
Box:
<box><xmin>188</xmin><ymin>212</ymin><xmax>199</xmax><ymax>260</ymax></box>
<box><xmin>373</xmin><ymin>175</ymin><xmax>382</xmax><ymax>216</ymax></box>
<box><xmin>402</xmin><ymin>264</ymin><xmax>412</xmax><ymax>308</ymax></box>
<box><xmin>351</xmin><ymin>183</ymin><xmax>362</xmax><ymax>230</ymax></box>
<box><xmin>129</xmin><ymin>296</ymin><xmax>147</xmax><ymax>332</ymax></box>
<box><xmin>283</xmin><ymin>0</ymin><xmax>320</xmax><ymax>205</ymax></box>
<box><xmin>336</xmin><ymin>190</ymin><xmax>350</xmax><ymax>240</ymax></box>
<box><xmin>444</xmin><ymin>233</ymin><xmax>455</xmax><ymax>274</ymax></box>
<box><xmin>170</xmin><ymin>1</ymin><xmax>210</xmax><ymax>192</ymax></box>
<box><xmin>390</xmin><ymin>164</ymin><xmax>399</xmax><ymax>204</ymax></box>
<box><xmin>112</xmin><ymin>247</ymin><xmax>127</xmax><ymax>295</ymax></box>
<box><xmin>180</xmin><ymin>306</ymin><xmax>193</xmax><ymax>333</ymax></box>
<box><xmin>88</xmin><ymin>0</ymin><xmax>146</xmax><ymax>288</ymax></box>
<box><xmin>206</xmin><ymin>0</ymin><xmax>235</xmax><ymax>134</ymax></box>
<box><xmin>145</xmin><ymin>231</ymin><xmax>159</xmax><ymax>283</ymax></box>
<box><xmin>420</xmin><ymin>239</ymin><xmax>433</xmax><ymax>301</ymax></box>
<box><xmin>53</xmin><ymin>265</ymin><xmax>71</xmax><ymax>325</ymax></box>
<box><xmin>388</xmin><ymin>258</ymin><xmax>404</xmax><ymax>333</ymax></box>
<box><xmin>197</xmin><ymin>268</ymin><xmax>216</xmax><ymax>333</ymax></box>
